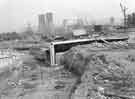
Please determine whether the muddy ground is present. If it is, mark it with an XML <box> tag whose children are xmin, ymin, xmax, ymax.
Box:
<box><xmin>0</xmin><ymin>52</ymin><xmax>77</xmax><ymax>99</ymax></box>
<box><xmin>1</xmin><ymin>43</ymin><xmax>135</xmax><ymax>99</ymax></box>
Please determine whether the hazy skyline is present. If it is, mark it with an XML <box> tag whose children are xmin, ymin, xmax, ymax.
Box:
<box><xmin>0</xmin><ymin>0</ymin><xmax>135</xmax><ymax>33</ymax></box>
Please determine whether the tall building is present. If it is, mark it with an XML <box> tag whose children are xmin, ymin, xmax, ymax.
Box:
<box><xmin>45</xmin><ymin>12</ymin><xmax>53</xmax><ymax>24</ymax></box>
<box><xmin>38</xmin><ymin>13</ymin><xmax>54</xmax><ymax>37</ymax></box>
<box><xmin>26</xmin><ymin>23</ymin><xmax>33</xmax><ymax>34</ymax></box>
<box><xmin>45</xmin><ymin>12</ymin><xmax>54</xmax><ymax>37</ymax></box>
<box><xmin>38</xmin><ymin>14</ymin><xmax>45</xmax><ymax>34</ymax></box>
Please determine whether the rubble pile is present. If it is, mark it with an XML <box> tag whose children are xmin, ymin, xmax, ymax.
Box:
<box><xmin>60</xmin><ymin>46</ymin><xmax>135</xmax><ymax>99</ymax></box>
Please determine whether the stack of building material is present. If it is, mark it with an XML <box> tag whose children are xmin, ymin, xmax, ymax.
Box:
<box><xmin>60</xmin><ymin>46</ymin><xmax>135</xmax><ymax>99</ymax></box>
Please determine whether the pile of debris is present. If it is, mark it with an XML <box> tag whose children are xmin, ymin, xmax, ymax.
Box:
<box><xmin>60</xmin><ymin>46</ymin><xmax>135</xmax><ymax>99</ymax></box>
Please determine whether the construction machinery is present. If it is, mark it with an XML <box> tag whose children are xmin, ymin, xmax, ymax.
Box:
<box><xmin>120</xmin><ymin>1</ymin><xmax>128</xmax><ymax>30</ymax></box>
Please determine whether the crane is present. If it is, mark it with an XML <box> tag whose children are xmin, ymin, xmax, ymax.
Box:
<box><xmin>120</xmin><ymin>1</ymin><xmax>128</xmax><ymax>29</ymax></box>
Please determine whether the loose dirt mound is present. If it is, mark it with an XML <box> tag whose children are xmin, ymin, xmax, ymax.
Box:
<box><xmin>60</xmin><ymin>46</ymin><xmax>135</xmax><ymax>99</ymax></box>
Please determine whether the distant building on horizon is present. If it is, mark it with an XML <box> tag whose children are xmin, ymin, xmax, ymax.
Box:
<box><xmin>45</xmin><ymin>12</ymin><xmax>54</xmax><ymax>37</ymax></box>
<box><xmin>38</xmin><ymin>12</ymin><xmax>54</xmax><ymax>37</ymax></box>
<box><xmin>38</xmin><ymin>14</ymin><xmax>46</xmax><ymax>34</ymax></box>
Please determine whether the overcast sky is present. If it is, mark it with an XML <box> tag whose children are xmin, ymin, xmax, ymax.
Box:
<box><xmin>0</xmin><ymin>0</ymin><xmax>135</xmax><ymax>32</ymax></box>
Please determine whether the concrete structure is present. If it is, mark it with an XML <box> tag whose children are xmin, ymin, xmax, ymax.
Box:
<box><xmin>73</xmin><ymin>29</ymin><xmax>87</xmax><ymax>37</ymax></box>
<box><xmin>45</xmin><ymin>12</ymin><xmax>54</xmax><ymax>37</ymax></box>
<box><xmin>49</xmin><ymin>36</ymin><xmax>128</xmax><ymax>65</ymax></box>
<box><xmin>38</xmin><ymin>13</ymin><xmax>54</xmax><ymax>37</ymax></box>
<box><xmin>45</xmin><ymin>13</ymin><xmax>53</xmax><ymax>25</ymax></box>
<box><xmin>0</xmin><ymin>49</ymin><xmax>24</xmax><ymax>69</ymax></box>
<box><xmin>38</xmin><ymin>14</ymin><xmax>46</xmax><ymax>34</ymax></box>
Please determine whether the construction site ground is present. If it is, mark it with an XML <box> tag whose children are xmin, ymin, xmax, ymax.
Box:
<box><xmin>0</xmin><ymin>50</ymin><xmax>77</xmax><ymax>99</ymax></box>
<box><xmin>1</xmin><ymin>42</ymin><xmax>135</xmax><ymax>99</ymax></box>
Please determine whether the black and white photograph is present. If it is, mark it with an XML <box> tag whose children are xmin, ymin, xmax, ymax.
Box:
<box><xmin>0</xmin><ymin>0</ymin><xmax>135</xmax><ymax>98</ymax></box>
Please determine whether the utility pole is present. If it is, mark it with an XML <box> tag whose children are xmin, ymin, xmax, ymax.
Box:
<box><xmin>120</xmin><ymin>2</ymin><xmax>128</xmax><ymax>31</ymax></box>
